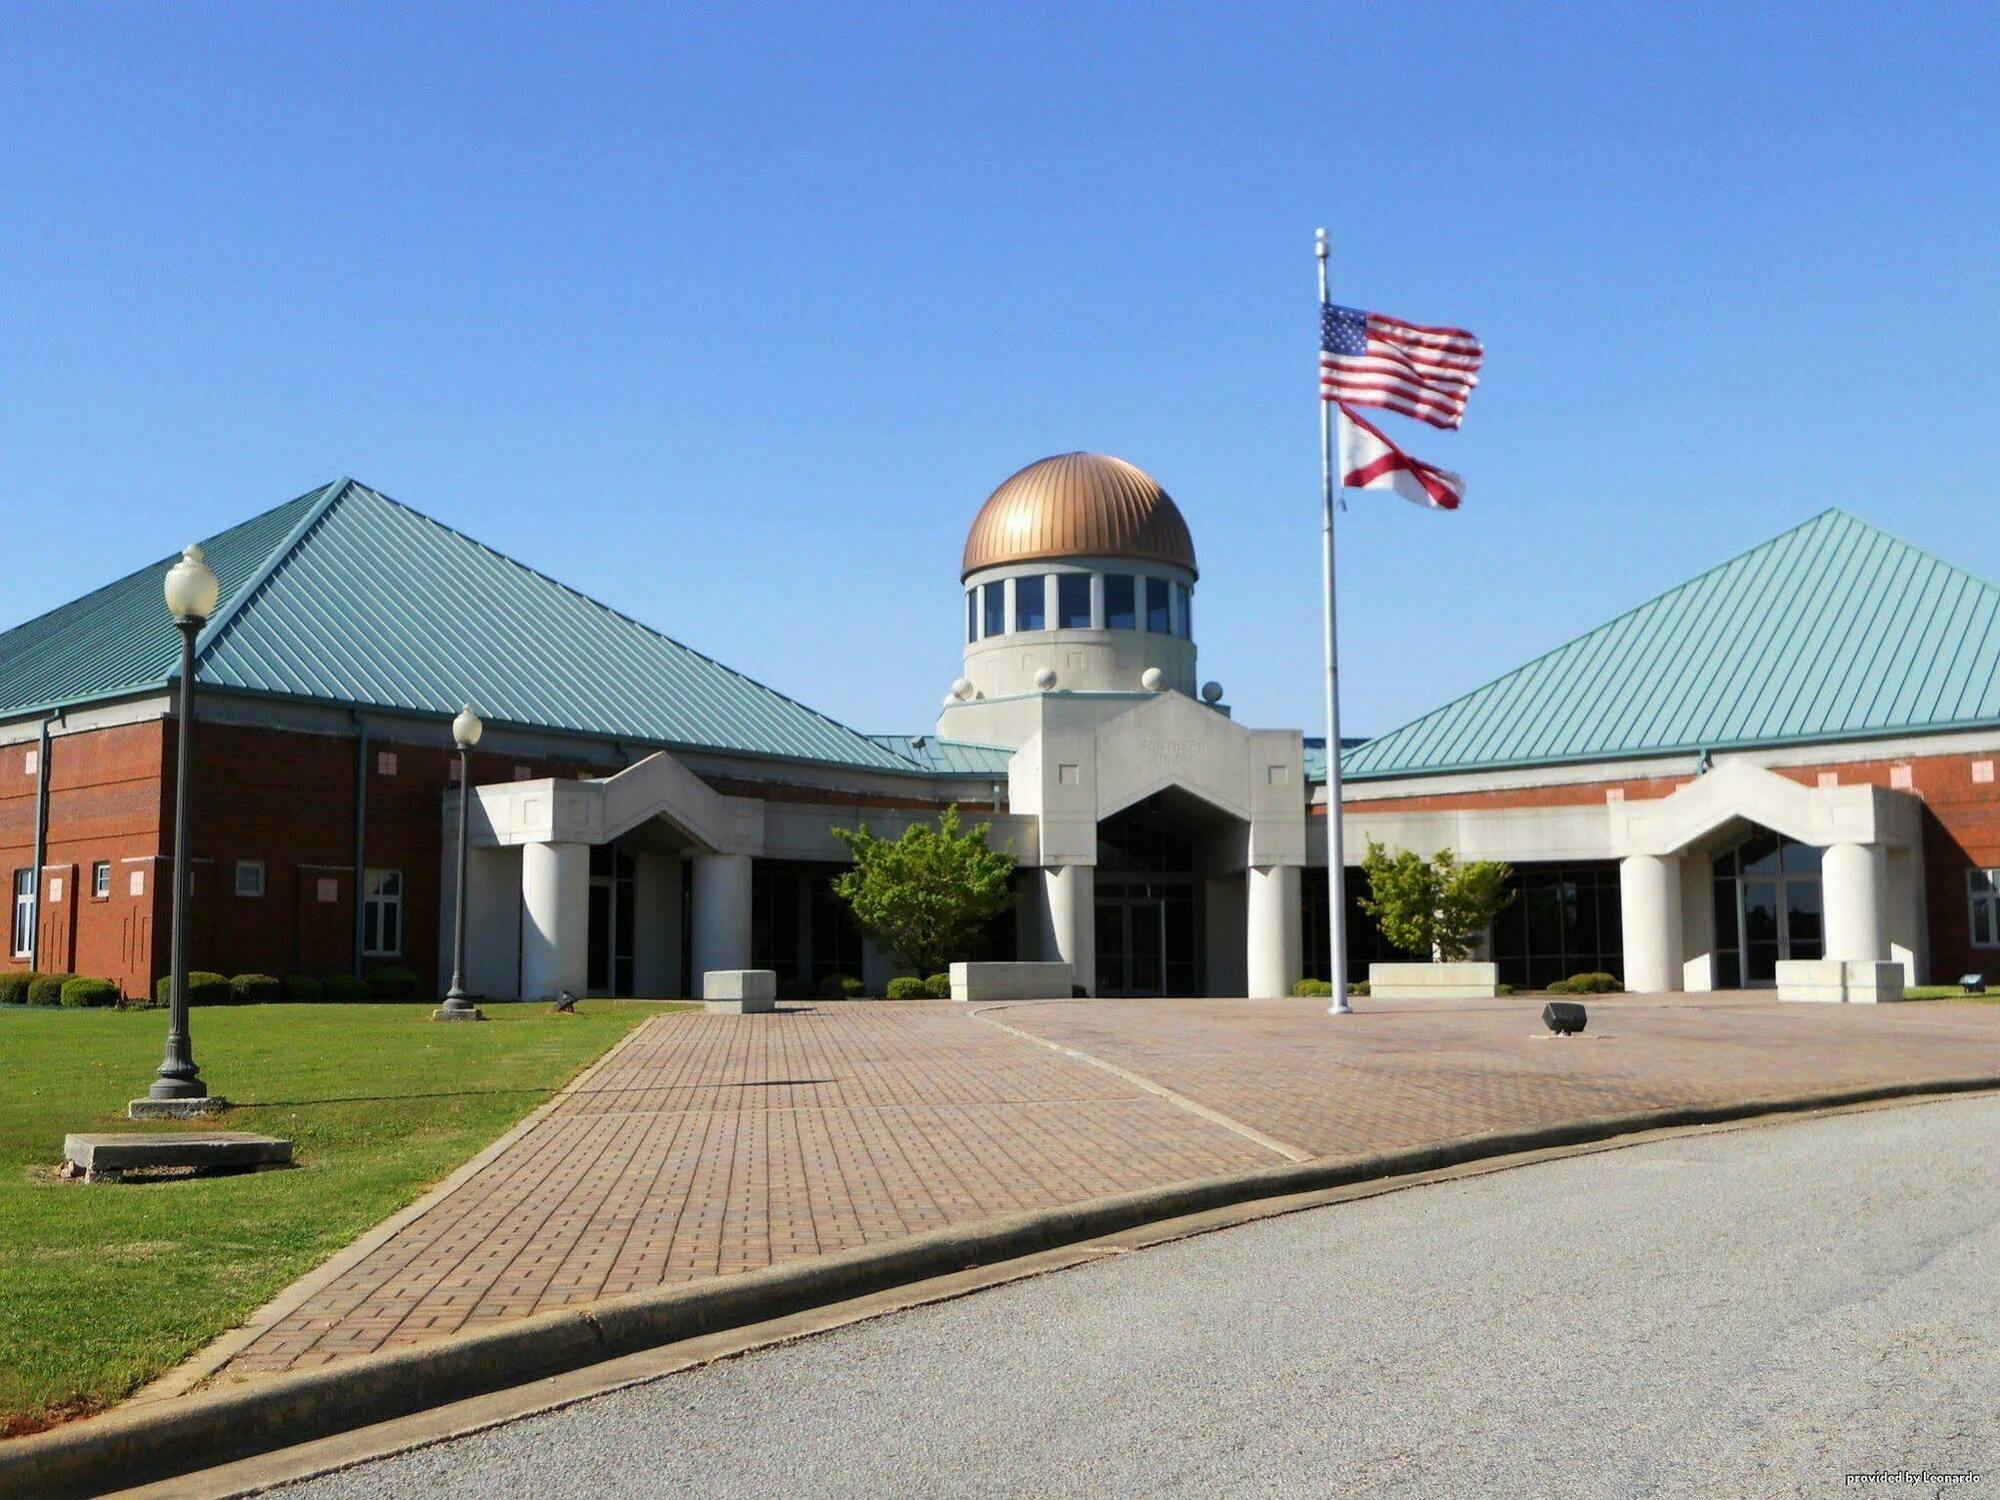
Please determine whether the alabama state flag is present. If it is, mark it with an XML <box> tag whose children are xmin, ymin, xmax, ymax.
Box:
<box><xmin>1336</xmin><ymin>402</ymin><xmax>1465</xmax><ymax>511</ymax></box>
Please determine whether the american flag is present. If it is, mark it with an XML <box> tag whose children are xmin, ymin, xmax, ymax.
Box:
<box><xmin>1319</xmin><ymin>303</ymin><xmax>1482</xmax><ymax>431</ymax></box>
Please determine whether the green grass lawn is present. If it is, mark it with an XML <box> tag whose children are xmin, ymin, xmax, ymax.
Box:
<box><xmin>1903</xmin><ymin>984</ymin><xmax>2000</xmax><ymax>1001</ymax></box>
<box><xmin>0</xmin><ymin>1000</ymin><xmax>681</xmax><ymax>1436</ymax></box>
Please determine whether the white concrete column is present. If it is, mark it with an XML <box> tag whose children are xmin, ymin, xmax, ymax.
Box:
<box><xmin>632</xmin><ymin>851</ymin><xmax>684</xmax><ymax>997</ymax></box>
<box><xmin>521</xmin><ymin>841</ymin><xmax>589</xmax><ymax>1000</ymax></box>
<box><xmin>1679</xmin><ymin>849</ymin><xmax>1716</xmax><ymax>992</ymax></box>
<box><xmin>1246</xmin><ymin>864</ymin><xmax>1302</xmax><ymax>999</ymax></box>
<box><xmin>1823</xmin><ymin>842</ymin><xmax>1887</xmax><ymax>961</ymax></box>
<box><xmin>466</xmin><ymin>845</ymin><xmax>523</xmax><ymax>999</ymax></box>
<box><xmin>691</xmin><ymin>853</ymin><xmax>753</xmax><ymax>981</ymax></box>
<box><xmin>1619</xmin><ymin>853</ymin><xmax>1684</xmax><ymax>994</ymax></box>
<box><xmin>1038</xmin><ymin>863</ymin><xmax>1095</xmax><ymax>995</ymax></box>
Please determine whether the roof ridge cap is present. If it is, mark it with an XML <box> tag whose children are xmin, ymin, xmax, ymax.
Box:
<box><xmin>343</xmin><ymin>482</ymin><xmax>908</xmax><ymax>770</ymax></box>
<box><xmin>189</xmin><ymin>479</ymin><xmax>348</xmax><ymax>671</ymax></box>
<box><xmin>1343</xmin><ymin>508</ymin><xmax>1860</xmax><ymax>769</ymax></box>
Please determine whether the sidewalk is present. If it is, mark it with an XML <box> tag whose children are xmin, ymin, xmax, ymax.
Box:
<box><xmin>184</xmin><ymin>994</ymin><xmax>1999</xmax><ymax>1387</ymax></box>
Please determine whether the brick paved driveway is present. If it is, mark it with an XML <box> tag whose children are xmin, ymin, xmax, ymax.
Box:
<box><xmin>202</xmin><ymin>995</ymin><xmax>1998</xmax><ymax>1383</ymax></box>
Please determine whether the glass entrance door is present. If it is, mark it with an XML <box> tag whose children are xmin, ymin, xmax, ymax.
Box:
<box><xmin>1094</xmin><ymin>883</ymin><xmax>1199</xmax><ymax>996</ymax></box>
<box><xmin>1712</xmin><ymin>830</ymin><xmax>1823</xmax><ymax>988</ymax></box>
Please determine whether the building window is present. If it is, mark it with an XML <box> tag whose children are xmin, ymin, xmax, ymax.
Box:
<box><xmin>982</xmin><ymin>581</ymin><xmax>1005</xmax><ymax>639</ymax></box>
<box><xmin>1105</xmin><ymin>574</ymin><xmax>1136</xmax><ymax>630</ymax></box>
<box><xmin>235</xmin><ymin>860</ymin><xmax>267</xmax><ymax>898</ymax></box>
<box><xmin>12</xmin><ymin>869</ymin><xmax>33</xmax><ymax>957</ymax></box>
<box><xmin>965</xmin><ymin>590</ymin><xmax>977</xmax><ymax>644</ymax></box>
<box><xmin>1058</xmin><ymin>573</ymin><xmax>1091</xmax><ymax>629</ymax></box>
<box><xmin>1015</xmin><ymin>575</ymin><xmax>1047</xmax><ymax>631</ymax></box>
<box><xmin>1971</xmin><ymin>869</ymin><xmax>2000</xmax><ymax>948</ymax></box>
<box><xmin>362</xmin><ymin>869</ymin><xmax>403</xmax><ymax>957</ymax></box>
<box><xmin>1175</xmin><ymin>582</ymin><xmax>1191</xmax><ymax>638</ymax></box>
<box><xmin>1145</xmin><ymin>577</ymin><xmax>1170</xmax><ymax>633</ymax></box>
<box><xmin>92</xmin><ymin>861</ymin><xmax>110</xmax><ymax>899</ymax></box>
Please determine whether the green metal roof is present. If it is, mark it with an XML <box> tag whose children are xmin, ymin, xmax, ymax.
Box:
<box><xmin>866</xmin><ymin>735</ymin><xmax>1016</xmax><ymax>775</ymax></box>
<box><xmin>1342</xmin><ymin>508</ymin><xmax>2000</xmax><ymax>781</ymax></box>
<box><xmin>0</xmin><ymin>478</ymin><xmax>916</xmax><ymax>772</ymax></box>
<box><xmin>1302</xmin><ymin>737</ymin><xmax>1371</xmax><ymax>786</ymax></box>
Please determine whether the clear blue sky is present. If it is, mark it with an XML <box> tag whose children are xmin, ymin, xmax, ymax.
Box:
<box><xmin>4</xmin><ymin>4</ymin><xmax>1996</xmax><ymax>742</ymax></box>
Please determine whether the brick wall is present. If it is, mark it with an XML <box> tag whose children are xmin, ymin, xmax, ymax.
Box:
<box><xmin>0</xmin><ymin>720</ymin><xmax>167</xmax><ymax>998</ymax></box>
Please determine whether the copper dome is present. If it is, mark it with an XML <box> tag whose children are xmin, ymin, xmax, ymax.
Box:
<box><xmin>961</xmin><ymin>453</ymin><xmax>1197</xmax><ymax>580</ymax></box>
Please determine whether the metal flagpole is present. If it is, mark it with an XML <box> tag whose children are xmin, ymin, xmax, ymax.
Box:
<box><xmin>1317</xmin><ymin>227</ymin><xmax>1352</xmax><ymax>1016</ymax></box>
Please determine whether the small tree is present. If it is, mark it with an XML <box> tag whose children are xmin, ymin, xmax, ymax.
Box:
<box><xmin>831</xmin><ymin>806</ymin><xmax>1017</xmax><ymax>978</ymax></box>
<box><xmin>1357</xmin><ymin>839</ymin><xmax>1513</xmax><ymax>962</ymax></box>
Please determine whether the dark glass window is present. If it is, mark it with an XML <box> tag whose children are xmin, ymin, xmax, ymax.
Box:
<box><xmin>752</xmin><ymin>861</ymin><xmax>866</xmax><ymax>995</ymax></box>
<box><xmin>1058</xmin><ymin>573</ymin><xmax>1091</xmax><ymax>628</ymax></box>
<box><xmin>1105</xmin><ymin>575</ymin><xmax>1136</xmax><ymax>630</ymax></box>
<box><xmin>1175</xmin><ymin>582</ymin><xmax>1191</xmax><ymax>638</ymax></box>
<box><xmin>966</xmin><ymin>590</ymin><xmax>977</xmax><ymax>644</ymax></box>
<box><xmin>1015</xmin><ymin>575</ymin><xmax>1047</xmax><ymax>631</ymax></box>
<box><xmin>982</xmin><ymin>581</ymin><xmax>1005</xmax><ymax>638</ymax></box>
<box><xmin>1145</xmin><ymin>577</ymin><xmax>1170</xmax><ymax>632</ymax></box>
<box><xmin>1487</xmin><ymin>863</ymin><xmax>1624</xmax><ymax>989</ymax></box>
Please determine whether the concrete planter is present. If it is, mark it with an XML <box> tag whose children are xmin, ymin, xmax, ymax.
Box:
<box><xmin>1775</xmin><ymin>959</ymin><xmax>1906</xmax><ymax>1004</ymax></box>
<box><xmin>1367</xmin><ymin>961</ymin><xmax>1501</xmax><ymax>1000</ymax></box>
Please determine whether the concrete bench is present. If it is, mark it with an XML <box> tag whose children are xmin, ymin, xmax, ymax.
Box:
<box><xmin>63</xmin><ymin>1131</ymin><xmax>292</xmax><ymax>1183</ymax></box>
<box><xmin>703</xmin><ymin>969</ymin><xmax>777</xmax><ymax>1014</ymax></box>
<box><xmin>949</xmin><ymin>961</ymin><xmax>1075</xmax><ymax>1002</ymax></box>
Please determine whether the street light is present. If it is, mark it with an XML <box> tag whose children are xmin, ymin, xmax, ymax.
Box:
<box><xmin>140</xmin><ymin>544</ymin><xmax>222</xmax><ymax>1114</ymax></box>
<box><xmin>435</xmin><ymin>704</ymin><xmax>486</xmax><ymax>1021</ymax></box>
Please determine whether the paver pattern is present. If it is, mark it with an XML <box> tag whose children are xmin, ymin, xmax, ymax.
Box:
<box><xmin>208</xmin><ymin>995</ymin><xmax>1999</xmax><ymax>1381</ymax></box>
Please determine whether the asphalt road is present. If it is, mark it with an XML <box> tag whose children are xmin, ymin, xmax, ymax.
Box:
<box><xmin>276</xmin><ymin>1097</ymin><xmax>2000</xmax><ymax>1500</ymax></box>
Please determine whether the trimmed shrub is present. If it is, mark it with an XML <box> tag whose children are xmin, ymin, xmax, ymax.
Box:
<box><xmin>923</xmin><ymin>972</ymin><xmax>952</xmax><ymax>1000</ymax></box>
<box><xmin>27</xmin><ymin>973</ymin><xmax>76</xmax><ymax>1007</ymax></box>
<box><xmin>818</xmin><ymin>973</ymin><xmax>863</xmax><ymax>999</ymax></box>
<box><xmin>1292</xmin><ymin>977</ymin><xmax>1332</xmax><ymax>998</ymax></box>
<box><xmin>0</xmin><ymin>972</ymin><xmax>37</xmax><ymax>1006</ymax></box>
<box><xmin>884</xmin><ymin>976</ymin><xmax>928</xmax><ymax>1001</ymax></box>
<box><xmin>231</xmin><ymin>973</ymin><xmax>283</xmax><ymax>1005</ymax></box>
<box><xmin>1351</xmin><ymin>980</ymin><xmax>1370</xmax><ymax>997</ymax></box>
<box><xmin>1548</xmin><ymin>971</ymin><xmax>1622</xmax><ymax>996</ymax></box>
<box><xmin>59</xmin><ymin>977</ymin><xmax>120</xmax><ymax>1008</ymax></box>
<box><xmin>154</xmin><ymin>971</ymin><xmax>231</xmax><ymax>1007</ymax></box>
<box><xmin>1496</xmin><ymin>982</ymin><xmax>1515</xmax><ymax>997</ymax></box>
<box><xmin>322</xmin><ymin>973</ymin><xmax>371</xmax><ymax>1002</ymax></box>
<box><xmin>366</xmin><ymin>966</ymin><xmax>419</xmax><ymax>1001</ymax></box>
<box><xmin>283</xmin><ymin>973</ymin><xmax>324</xmax><ymax>1003</ymax></box>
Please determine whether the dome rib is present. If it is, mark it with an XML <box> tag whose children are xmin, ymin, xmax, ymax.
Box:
<box><xmin>961</xmin><ymin>453</ymin><xmax>1197</xmax><ymax>580</ymax></box>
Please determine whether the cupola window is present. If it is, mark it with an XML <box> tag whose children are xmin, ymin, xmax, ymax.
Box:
<box><xmin>1105</xmin><ymin>575</ymin><xmax>1136</xmax><ymax>630</ymax></box>
<box><xmin>1015</xmin><ymin>575</ymin><xmax>1047</xmax><ymax>631</ymax></box>
<box><xmin>1058</xmin><ymin>574</ymin><xmax>1091</xmax><ymax>629</ymax></box>
<box><xmin>982</xmin><ymin>581</ymin><xmax>1005</xmax><ymax>639</ymax></box>
<box><xmin>966</xmin><ymin>590</ymin><xmax>977</xmax><ymax>644</ymax></box>
<box><xmin>1175</xmin><ymin>582</ymin><xmax>1192</xmax><ymax>638</ymax></box>
<box><xmin>1145</xmin><ymin>577</ymin><xmax>1170</xmax><ymax>633</ymax></box>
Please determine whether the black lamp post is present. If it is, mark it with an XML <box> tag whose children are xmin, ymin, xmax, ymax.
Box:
<box><xmin>140</xmin><ymin>544</ymin><xmax>223</xmax><ymax>1114</ymax></box>
<box><xmin>435</xmin><ymin>704</ymin><xmax>486</xmax><ymax>1021</ymax></box>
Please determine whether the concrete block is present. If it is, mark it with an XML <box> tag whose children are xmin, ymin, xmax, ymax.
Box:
<box><xmin>126</xmin><ymin>1096</ymin><xmax>232</xmax><ymax>1121</ymax></box>
<box><xmin>1778</xmin><ymin>959</ymin><xmax>1906</xmax><ymax>1004</ymax></box>
<box><xmin>948</xmin><ymin>961</ymin><xmax>1075</xmax><ymax>1002</ymax></box>
<box><xmin>703</xmin><ymin>969</ymin><xmax>776</xmax><ymax>1014</ymax></box>
<box><xmin>65</xmin><ymin>1130</ymin><xmax>291</xmax><ymax>1182</ymax></box>
<box><xmin>1368</xmin><ymin>961</ymin><xmax>1501</xmax><ymax>1000</ymax></box>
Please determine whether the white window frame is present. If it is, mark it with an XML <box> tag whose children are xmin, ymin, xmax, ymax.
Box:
<box><xmin>235</xmin><ymin>859</ymin><xmax>267</xmax><ymax>899</ymax></box>
<box><xmin>92</xmin><ymin>861</ymin><xmax>110</xmax><ymax>899</ymax></box>
<box><xmin>1969</xmin><ymin>868</ymin><xmax>2000</xmax><ymax>949</ymax></box>
<box><xmin>362</xmin><ymin>868</ymin><xmax>404</xmax><ymax>958</ymax></box>
<box><xmin>12</xmin><ymin>869</ymin><xmax>34</xmax><ymax>958</ymax></box>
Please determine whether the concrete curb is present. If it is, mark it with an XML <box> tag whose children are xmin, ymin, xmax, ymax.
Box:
<box><xmin>8</xmin><ymin>1072</ymin><xmax>1996</xmax><ymax>1500</ymax></box>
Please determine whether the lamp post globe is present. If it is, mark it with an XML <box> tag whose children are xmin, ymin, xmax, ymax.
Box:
<box><xmin>438</xmin><ymin>704</ymin><xmax>487</xmax><ymax>1020</ymax></box>
<box><xmin>143</xmin><ymin>544</ymin><xmax>223</xmax><ymax>1112</ymax></box>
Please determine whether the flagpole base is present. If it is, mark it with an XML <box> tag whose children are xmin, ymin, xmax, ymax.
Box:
<box><xmin>1327</xmin><ymin>1000</ymin><xmax>1353</xmax><ymax>1016</ymax></box>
